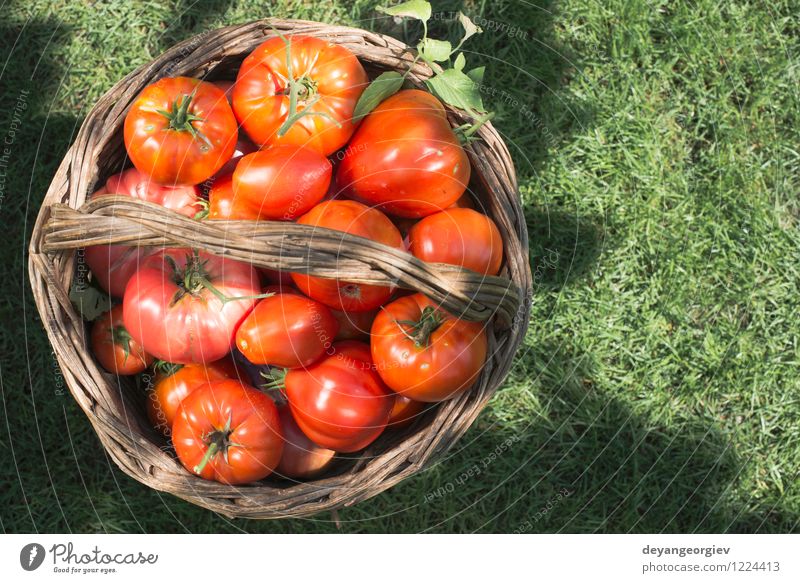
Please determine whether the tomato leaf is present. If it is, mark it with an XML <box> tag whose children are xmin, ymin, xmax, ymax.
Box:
<box><xmin>453</xmin><ymin>52</ymin><xmax>466</xmax><ymax>71</ymax></box>
<box><xmin>69</xmin><ymin>284</ymin><xmax>112</xmax><ymax>321</ymax></box>
<box><xmin>418</xmin><ymin>38</ymin><xmax>452</xmax><ymax>63</ymax></box>
<box><xmin>425</xmin><ymin>67</ymin><xmax>487</xmax><ymax>113</ymax></box>
<box><xmin>457</xmin><ymin>12</ymin><xmax>482</xmax><ymax>45</ymax></box>
<box><xmin>466</xmin><ymin>66</ymin><xmax>485</xmax><ymax>85</ymax></box>
<box><xmin>376</xmin><ymin>0</ymin><xmax>432</xmax><ymax>22</ymax></box>
<box><xmin>352</xmin><ymin>71</ymin><xmax>405</xmax><ymax>121</ymax></box>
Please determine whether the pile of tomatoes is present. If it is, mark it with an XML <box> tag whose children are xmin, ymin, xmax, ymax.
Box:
<box><xmin>87</xmin><ymin>34</ymin><xmax>504</xmax><ymax>485</ymax></box>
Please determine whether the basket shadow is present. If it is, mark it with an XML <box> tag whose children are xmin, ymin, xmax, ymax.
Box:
<box><xmin>373</xmin><ymin>343</ymin><xmax>799</xmax><ymax>533</ymax></box>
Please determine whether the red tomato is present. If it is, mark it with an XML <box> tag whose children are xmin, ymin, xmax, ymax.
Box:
<box><xmin>124</xmin><ymin>77</ymin><xmax>237</xmax><ymax>185</ymax></box>
<box><xmin>232</xmin><ymin>35</ymin><xmax>368</xmax><ymax>155</ymax></box>
<box><xmin>236</xmin><ymin>293</ymin><xmax>338</xmax><ymax>368</ymax></box>
<box><xmin>212</xmin><ymin>80</ymin><xmax>235</xmax><ymax>104</ymax></box>
<box><xmin>370</xmin><ymin>294</ymin><xmax>488</xmax><ymax>402</ymax></box>
<box><xmin>172</xmin><ymin>379</ymin><xmax>283</xmax><ymax>484</ymax></box>
<box><xmin>123</xmin><ymin>249</ymin><xmax>261</xmax><ymax>364</ymax></box>
<box><xmin>388</xmin><ymin>395</ymin><xmax>426</xmax><ymax>428</ymax></box>
<box><xmin>292</xmin><ymin>200</ymin><xmax>404</xmax><ymax>311</ymax></box>
<box><xmin>84</xmin><ymin>168</ymin><xmax>201</xmax><ymax>297</ymax></box>
<box><xmin>285</xmin><ymin>341</ymin><xmax>394</xmax><ymax>452</ymax></box>
<box><xmin>232</xmin><ymin>145</ymin><xmax>331</xmax><ymax>220</ymax></box>
<box><xmin>337</xmin><ymin>90</ymin><xmax>471</xmax><ymax>218</ymax></box>
<box><xmin>146</xmin><ymin>359</ymin><xmax>236</xmax><ymax>436</ymax></box>
<box><xmin>331</xmin><ymin>308</ymin><xmax>377</xmax><ymax>341</ymax></box>
<box><xmin>90</xmin><ymin>305</ymin><xmax>151</xmax><ymax>375</ymax></box>
<box><xmin>207</xmin><ymin>173</ymin><xmax>262</xmax><ymax>220</ymax></box>
<box><xmin>408</xmin><ymin>208</ymin><xmax>504</xmax><ymax>275</ymax></box>
<box><xmin>276</xmin><ymin>404</ymin><xmax>335</xmax><ymax>479</ymax></box>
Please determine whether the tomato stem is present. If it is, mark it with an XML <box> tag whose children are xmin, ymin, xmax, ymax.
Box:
<box><xmin>155</xmin><ymin>85</ymin><xmax>212</xmax><ymax>147</ymax></box>
<box><xmin>395</xmin><ymin>306</ymin><xmax>444</xmax><ymax>348</ymax></box>
<box><xmin>193</xmin><ymin>440</ymin><xmax>219</xmax><ymax>475</ymax></box>
<box><xmin>271</xmin><ymin>30</ymin><xmax>342</xmax><ymax>138</ymax></box>
<box><xmin>110</xmin><ymin>325</ymin><xmax>133</xmax><ymax>363</ymax></box>
<box><xmin>171</xmin><ymin>250</ymin><xmax>273</xmax><ymax>306</ymax></box>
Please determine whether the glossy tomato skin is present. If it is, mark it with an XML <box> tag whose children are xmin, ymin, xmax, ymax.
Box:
<box><xmin>292</xmin><ymin>200</ymin><xmax>404</xmax><ymax>311</ymax></box>
<box><xmin>123</xmin><ymin>249</ymin><xmax>261</xmax><ymax>364</ymax></box>
<box><xmin>233</xmin><ymin>145</ymin><xmax>331</xmax><ymax>220</ymax></box>
<box><xmin>207</xmin><ymin>173</ymin><xmax>262</xmax><ymax>220</ymax></box>
<box><xmin>337</xmin><ymin>90</ymin><xmax>471</xmax><ymax>218</ymax></box>
<box><xmin>275</xmin><ymin>404</ymin><xmax>335</xmax><ymax>479</ymax></box>
<box><xmin>212</xmin><ymin>136</ymin><xmax>258</xmax><ymax>181</ymax></box>
<box><xmin>232</xmin><ymin>35</ymin><xmax>368</xmax><ymax>155</ymax></box>
<box><xmin>124</xmin><ymin>77</ymin><xmax>237</xmax><ymax>185</ymax></box>
<box><xmin>236</xmin><ymin>293</ymin><xmax>338</xmax><ymax>368</ymax></box>
<box><xmin>84</xmin><ymin>168</ymin><xmax>201</xmax><ymax>297</ymax></box>
<box><xmin>146</xmin><ymin>359</ymin><xmax>236</xmax><ymax>436</ymax></box>
<box><xmin>90</xmin><ymin>305</ymin><xmax>152</xmax><ymax>375</ymax></box>
<box><xmin>371</xmin><ymin>294</ymin><xmax>488</xmax><ymax>402</ymax></box>
<box><xmin>408</xmin><ymin>208</ymin><xmax>504</xmax><ymax>276</ymax></box>
<box><xmin>172</xmin><ymin>379</ymin><xmax>283</xmax><ymax>484</ymax></box>
<box><xmin>285</xmin><ymin>341</ymin><xmax>394</xmax><ymax>452</ymax></box>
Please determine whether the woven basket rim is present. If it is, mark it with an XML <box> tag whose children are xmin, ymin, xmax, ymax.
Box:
<box><xmin>28</xmin><ymin>17</ymin><xmax>533</xmax><ymax>519</ymax></box>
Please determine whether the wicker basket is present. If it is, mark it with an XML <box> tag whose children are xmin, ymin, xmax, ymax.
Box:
<box><xmin>28</xmin><ymin>18</ymin><xmax>532</xmax><ymax>519</ymax></box>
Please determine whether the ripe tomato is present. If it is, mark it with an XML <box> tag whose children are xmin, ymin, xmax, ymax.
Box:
<box><xmin>388</xmin><ymin>395</ymin><xmax>426</xmax><ymax>428</ymax></box>
<box><xmin>408</xmin><ymin>208</ymin><xmax>504</xmax><ymax>275</ymax></box>
<box><xmin>232</xmin><ymin>35</ymin><xmax>368</xmax><ymax>155</ymax></box>
<box><xmin>212</xmin><ymin>136</ymin><xmax>258</xmax><ymax>181</ymax></box>
<box><xmin>370</xmin><ymin>294</ymin><xmax>488</xmax><ymax>402</ymax></box>
<box><xmin>172</xmin><ymin>379</ymin><xmax>283</xmax><ymax>484</ymax></box>
<box><xmin>276</xmin><ymin>404</ymin><xmax>335</xmax><ymax>479</ymax></box>
<box><xmin>123</xmin><ymin>249</ymin><xmax>261</xmax><ymax>364</ymax></box>
<box><xmin>337</xmin><ymin>90</ymin><xmax>471</xmax><ymax>218</ymax></box>
<box><xmin>285</xmin><ymin>341</ymin><xmax>394</xmax><ymax>452</ymax></box>
<box><xmin>84</xmin><ymin>168</ymin><xmax>201</xmax><ymax>297</ymax></box>
<box><xmin>232</xmin><ymin>145</ymin><xmax>331</xmax><ymax>220</ymax></box>
<box><xmin>236</xmin><ymin>293</ymin><xmax>338</xmax><ymax>368</ymax></box>
<box><xmin>146</xmin><ymin>359</ymin><xmax>238</xmax><ymax>436</ymax></box>
<box><xmin>207</xmin><ymin>173</ymin><xmax>262</xmax><ymax>220</ymax></box>
<box><xmin>331</xmin><ymin>307</ymin><xmax>377</xmax><ymax>341</ymax></box>
<box><xmin>90</xmin><ymin>305</ymin><xmax>151</xmax><ymax>375</ymax></box>
<box><xmin>124</xmin><ymin>77</ymin><xmax>237</xmax><ymax>185</ymax></box>
<box><xmin>292</xmin><ymin>200</ymin><xmax>404</xmax><ymax>311</ymax></box>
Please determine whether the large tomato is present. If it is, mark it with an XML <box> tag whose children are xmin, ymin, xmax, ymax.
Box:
<box><xmin>370</xmin><ymin>294</ymin><xmax>488</xmax><ymax>402</ymax></box>
<box><xmin>291</xmin><ymin>200</ymin><xmax>404</xmax><ymax>311</ymax></box>
<box><xmin>207</xmin><ymin>173</ymin><xmax>262</xmax><ymax>220</ymax></box>
<box><xmin>146</xmin><ymin>359</ymin><xmax>238</xmax><ymax>436</ymax></box>
<box><xmin>284</xmin><ymin>341</ymin><xmax>394</xmax><ymax>452</ymax></box>
<box><xmin>235</xmin><ymin>293</ymin><xmax>338</xmax><ymax>368</ymax></box>
<box><xmin>84</xmin><ymin>168</ymin><xmax>201</xmax><ymax>297</ymax></box>
<box><xmin>90</xmin><ymin>305</ymin><xmax>152</xmax><ymax>375</ymax></box>
<box><xmin>124</xmin><ymin>77</ymin><xmax>237</xmax><ymax>185</ymax></box>
<box><xmin>337</xmin><ymin>89</ymin><xmax>471</xmax><ymax>218</ymax></box>
<box><xmin>172</xmin><ymin>379</ymin><xmax>283</xmax><ymax>484</ymax></box>
<box><xmin>232</xmin><ymin>35</ymin><xmax>368</xmax><ymax>155</ymax></box>
<box><xmin>275</xmin><ymin>404</ymin><xmax>335</xmax><ymax>480</ymax></box>
<box><xmin>232</xmin><ymin>145</ymin><xmax>331</xmax><ymax>220</ymax></box>
<box><xmin>408</xmin><ymin>208</ymin><xmax>504</xmax><ymax>275</ymax></box>
<box><xmin>123</xmin><ymin>249</ymin><xmax>261</xmax><ymax>364</ymax></box>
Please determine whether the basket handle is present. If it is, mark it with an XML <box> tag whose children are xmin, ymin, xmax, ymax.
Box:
<box><xmin>42</xmin><ymin>195</ymin><xmax>522</xmax><ymax>324</ymax></box>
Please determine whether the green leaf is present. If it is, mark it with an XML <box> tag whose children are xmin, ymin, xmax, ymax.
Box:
<box><xmin>425</xmin><ymin>68</ymin><xmax>487</xmax><ymax>113</ymax></box>
<box><xmin>457</xmin><ymin>12</ymin><xmax>482</xmax><ymax>45</ymax></box>
<box><xmin>466</xmin><ymin>66</ymin><xmax>485</xmax><ymax>85</ymax></box>
<box><xmin>418</xmin><ymin>38</ymin><xmax>452</xmax><ymax>63</ymax></box>
<box><xmin>352</xmin><ymin>71</ymin><xmax>405</xmax><ymax>121</ymax></box>
<box><xmin>376</xmin><ymin>0</ymin><xmax>431</xmax><ymax>22</ymax></box>
<box><xmin>69</xmin><ymin>284</ymin><xmax>112</xmax><ymax>321</ymax></box>
<box><xmin>453</xmin><ymin>52</ymin><xmax>466</xmax><ymax>71</ymax></box>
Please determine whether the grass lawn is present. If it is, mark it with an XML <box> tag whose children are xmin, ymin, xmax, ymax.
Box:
<box><xmin>2</xmin><ymin>0</ymin><xmax>799</xmax><ymax>533</ymax></box>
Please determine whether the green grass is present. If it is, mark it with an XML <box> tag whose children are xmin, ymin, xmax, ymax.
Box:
<box><xmin>2</xmin><ymin>0</ymin><xmax>799</xmax><ymax>533</ymax></box>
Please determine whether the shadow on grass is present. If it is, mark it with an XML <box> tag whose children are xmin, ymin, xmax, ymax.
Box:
<box><xmin>408</xmin><ymin>343</ymin><xmax>799</xmax><ymax>533</ymax></box>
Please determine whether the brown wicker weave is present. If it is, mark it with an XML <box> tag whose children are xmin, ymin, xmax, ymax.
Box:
<box><xmin>28</xmin><ymin>18</ymin><xmax>532</xmax><ymax>519</ymax></box>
